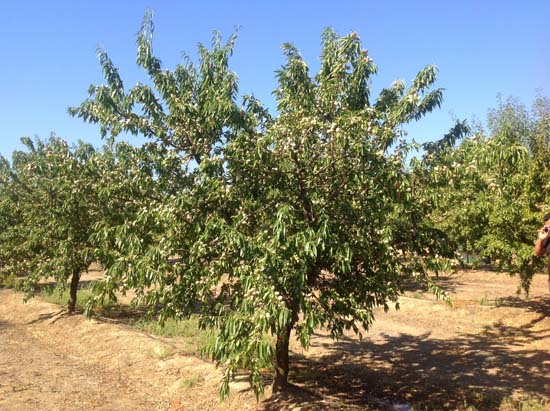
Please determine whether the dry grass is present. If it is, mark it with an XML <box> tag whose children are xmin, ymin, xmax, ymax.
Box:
<box><xmin>1</xmin><ymin>269</ymin><xmax>549</xmax><ymax>410</ymax></box>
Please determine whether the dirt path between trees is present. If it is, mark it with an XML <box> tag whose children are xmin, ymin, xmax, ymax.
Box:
<box><xmin>0</xmin><ymin>317</ymin><xmax>160</xmax><ymax>411</ymax></box>
<box><xmin>1</xmin><ymin>270</ymin><xmax>550</xmax><ymax>410</ymax></box>
<box><xmin>291</xmin><ymin>271</ymin><xmax>550</xmax><ymax>410</ymax></box>
<box><xmin>0</xmin><ymin>291</ymin><xmax>257</xmax><ymax>411</ymax></box>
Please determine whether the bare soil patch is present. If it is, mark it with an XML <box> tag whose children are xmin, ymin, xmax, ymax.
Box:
<box><xmin>1</xmin><ymin>270</ymin><xmax>549</xmax><ymax>410</ymax></box>
<box><xmin>0</xmin><ymin>291</ymin><xmax>257</xmax><ymax>411</ymax></box>
<box><xmin>284</xmin><ymin>271</ymin><xmax>550</xmax><ymax>410</ymax></box>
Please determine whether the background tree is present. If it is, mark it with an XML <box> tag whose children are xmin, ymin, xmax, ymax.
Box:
<box><xmin>417</xmin><ymin>95</ymin><xmax>550</xmax><ymax>292</ymax></box>
<box><xmin>0</xmin><ymin>155</ymin><xmax>23</xmax><ymax>286</ymax></box>
<box><xmin>71</xmin><ymin>13</ymin><xmax>454</xmax><ymax>396</ymax></box>
<box><xmin>86</xmin><ymin>139</ymin><xmax>190</xmax><ymax>309</ymax></box>
<box><xmin>0</xmin><ymin>137</ymin><xmax>99</xmax><ymax>312</ymax></box>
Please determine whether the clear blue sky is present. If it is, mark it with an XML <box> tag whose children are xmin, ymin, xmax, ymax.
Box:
<box><xmin>1</xmin><ymin>0</ymin><xmax>548</xmax><ymax>158</ymax></box>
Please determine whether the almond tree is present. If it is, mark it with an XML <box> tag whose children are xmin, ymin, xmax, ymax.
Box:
<box><xmin>0</xmin><ymin>156</ymin><xmax>21</xmax><ymax>281</ymax></box>
<box><xmin>71</xmin><ymin>12</ymin><xmax>453</xmax><ymax>396</ymax></box>
<box><xmin>416</xmin><ymin>96</ymin><xmax>550</xmax><ymax>292</ymax></box>
<box><xmin>0</xmin><ymin>137</ymin><xmax>99</xmax><ymax>312</ymax></box>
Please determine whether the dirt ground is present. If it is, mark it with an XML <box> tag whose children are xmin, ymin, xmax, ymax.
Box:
<box><xmin>0</xmin><ymin>290</ymin><xmax>257</xmax><ymax>411</ymax></box>
<box><xmin>1</xmin><ymin>270</ymin><xmax>549</xmax><ymax>411</ymax></box>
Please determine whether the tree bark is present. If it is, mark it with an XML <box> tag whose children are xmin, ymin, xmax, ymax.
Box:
<box><xmin>272</xmin><ymin>323</ymin><xmax>293</xmax><ymax>392</ymax></box>
<box><xmin>68</xmin><ymin>269</ymin><xmax>80</xmax><ymax>313</ymax></box>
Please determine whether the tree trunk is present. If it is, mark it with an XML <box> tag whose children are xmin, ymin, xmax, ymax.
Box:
<box><xmin>272</xmin><ymin>323</ymin><xmax>292</xmax><ymax>392</ymax></box>
<box><xmin>68</xmin><ymin>269</ymin><xmax>80</xmax><ymax>313</ymax></box>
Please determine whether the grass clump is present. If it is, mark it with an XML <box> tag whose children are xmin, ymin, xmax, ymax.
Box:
<box><xmin>501</xmin><ymin>396</ymin><xmax>549</xmax><ymax>411</ymax></box>
<box><xmin>477</xmin><ymin>294</ymin><xmax>505</xmax><ymax>307</ymax></box>
<box><xmin>0</xmin><ymin>272</ymin><xmax>18</xmax><ymax>288</ymax></box>
<box><xmin>130</xmin><ymin>316</ymin><xmax>217</xmax><ymax>355</ymax></box>
<box><xmin>39</xmin><ymin>284</ymin><xmax>96</xmax><ymax>310</ymax></box>
<box><xmin>478</xmin><ymin>293</ymin><xmax>490</xmax><ymax>306</ymax></box>
<box><xmin>178</xmin><ymin>374</ymin><xmax>203</xmax><ymax>389</ymax></box>
<box><xmin>147</xmin><ymin>345</ymin><xmax>174</xmax><ymax>360</ymax></box>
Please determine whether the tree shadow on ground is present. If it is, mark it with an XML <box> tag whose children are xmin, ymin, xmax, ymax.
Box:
<box><xmin>283</xmin><ymin>317</ymin><xmax>550</xmax><ymax>411</ymax></box>
<box><xmin>402</xmin><ymin>274</ymin><xmax>465</xmax><ymax>295</ymax></box>
<box><xmin>94</xmin><ymin>304</ymin><xmax>149</xmax><ymax>322</ymax></box>
<box><xmin>25</xmin><ymin>309</ymin><xmax>68</xmax><ymax>324</ymax></box>
<box><xmin>259</xmin><ymin>383</ymin><xmax>371</xmax><ymax>411</ymax></box>
<box><xmin>0</xmin><ymin>319</ymin><xmax>11</xmax><ymax>330</ymax></box>
<box><xmin>494</xmin><ymin>295</ymin><xmax>550</xmax><ymax>317</ymax></box>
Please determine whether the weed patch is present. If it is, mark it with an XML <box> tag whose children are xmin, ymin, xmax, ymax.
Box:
<box><xmin>39</xmin><ymin>285</ymin><xmax>97</xmax><ymax>310</ymax></box>
<box><xmin>130</xmin><ymin>316</ymin><xmax>217</xmax><ymax>355</ymax></box>
<box><xmin>178</xmin><ymin>374</ymin><xmax>203</xmax><ymax>389</ymax></box>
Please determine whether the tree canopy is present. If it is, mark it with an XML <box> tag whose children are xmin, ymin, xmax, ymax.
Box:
<box><xmin>0</xmin><ymin>137</ymin><xmax>99</xmax><ymax>311</ymax></box>
<box><xmin>415</xmin><ymin>95</ymin><xmax>550</xmax><ymax>292</ymax></box>
<box><xmin>69</xmin><ymin>12</ymin><xmax>454</xmax><ymax>396</ymax></box>
<box><xmin>1</xmin><ymin>11</ymin><xmax>548</xmax><ymax>400</ymax></box>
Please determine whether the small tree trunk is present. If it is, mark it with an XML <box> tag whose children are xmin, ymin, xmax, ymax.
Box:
<box><xmin>68</xmin><ymin>269</ymin><xmax>80</xmax><ymax>313</ymax></box>
<box><xmin>272</xmin><ymin>323</ymin><xmax>292</xmax><ymax>392</ymax></box>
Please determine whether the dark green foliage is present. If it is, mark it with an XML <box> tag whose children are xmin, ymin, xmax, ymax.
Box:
<box><xmin>70</xmin><ymin>14</ymin><xmax>453</xmax><ymax>397</ymax></box>
<box><xmin>2</xmin><ymin>10</ymin><xmax>548</xmax><ymax>401</ymax></box>
<box><xmin>0</xmin><ymin>137</ymin><xmax>98</xmax><ymax>311</ymax></box>
<box><xmin>416</xmin><ymin>95</ymin><xmax>550</xmax><ymax>293</ymax></box>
